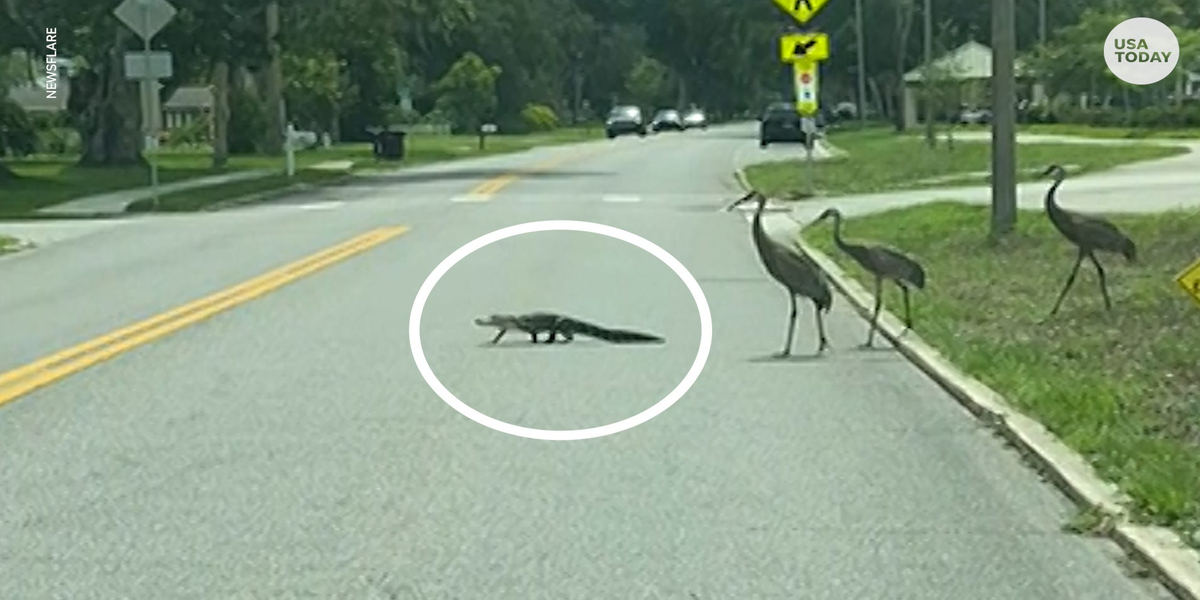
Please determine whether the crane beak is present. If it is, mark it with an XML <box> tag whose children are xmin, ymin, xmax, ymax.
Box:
<box><xmin>723</xmin><ymin>191</ymin><xmax>757</xmax><ymax>212</ymax></box>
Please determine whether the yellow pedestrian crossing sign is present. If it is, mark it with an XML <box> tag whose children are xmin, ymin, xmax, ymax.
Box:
<box><xmin>770</xmin><ymin>0</ymin><xmax>830</xmax><ymax>24</ymax></box>
<box><xmin>780</xmin><ymin>33</ymin><xmax>829</xmax><ymax>63</ymax></box>
<box><xmin>1177</xmin><ymin>256</ymin><xmax>1200</xmax><ymax>309</ymax></box>
<box><xmin>793</xmin><ymin>59</ymin><xmax>819</xmax><ymax>116</ymax></box>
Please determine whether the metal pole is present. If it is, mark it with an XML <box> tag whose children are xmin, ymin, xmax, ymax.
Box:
<box><xmin>923</xmin><ymin>0</ymin><xmax>934</xmax><ymax>147</ymax></box>
<box><xmin>990</xmin><ymin>0</ymin><xmax>1017</xmax><ymax>237</ymax></box>
<box><xmin>1038</xmin><ymin>0</ymin><xmax>1046</xmax><ymax>44</ymax></box>
<box><xmin>142</xmin><ymin>5</ymin><xmax>159</xmax><ymax>208</ymax></box>
<box><xmin>855</xmin><ymin>0</ymin><xmax>867</xmax><ymax>125</ymax></box>
<box><xmin>805</xmin><ymin>141</ymin><xmax>815</xmax><ymax>196</ymax></box>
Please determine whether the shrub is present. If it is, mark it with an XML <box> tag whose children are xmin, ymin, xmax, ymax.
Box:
<box><xmin>521</xmin><ymin>103</ymin><xmax>559</xmax><ymax>131</ymax></box>
<box><xmin>0</xmin><ymin>98</ymin><xmax>36</xmax><ymax>157</ymax></box>
<box><xmin>228</xmin><ymin>87</ymin><xmax>266</xmax><ymax>154</ymax></box>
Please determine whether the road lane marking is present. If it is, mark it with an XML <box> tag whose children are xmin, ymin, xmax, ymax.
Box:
<box><xmin>602</xmin><ymin>194</ymin><xmax>642</xmax><ymax>203</ymax></box>
<box><xmin>458</xmin><ymin>149</ymin><xmax>602</xmax><ymax>202</ymax></box>
<box><xmin>450</xmin><ymin>194</ymin><xmax>493</xmax><ymax>203</ymax></box>
<box><xmin>297</xmin><ymin>201</ymin><xmax>345</xmax><ymax>211</ymax></box>
<box><xmin>0</xmin><ymin>226</ymin><xmax>410</xmax><ymax>409</ymax></box>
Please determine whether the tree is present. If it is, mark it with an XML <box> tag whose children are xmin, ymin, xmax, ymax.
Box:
<box><xmin>432</xmin><ymin>52</ymin><xmax>502</xmax><ymax>133</ymax></box>
<box><xmin>623</xmin><ymin>55</ymin><xmax>674</xmax><ymax>108</ymax></box>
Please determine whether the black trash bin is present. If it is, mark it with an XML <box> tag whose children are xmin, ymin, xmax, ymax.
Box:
<box><xmin>374</xmin><ymin>130</ymin><xmax>406</xmax><ymax>160</ymax></box>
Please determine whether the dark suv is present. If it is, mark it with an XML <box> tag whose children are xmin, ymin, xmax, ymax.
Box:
<box><xmin>605</xmin><ymin>105</ymin><xmax>647</xmax><ymax>138</ymax></box>
<box><xmin>759</xmin><ymin>102</ymin><xmax>806</xmax><ymax>148</ymax></box>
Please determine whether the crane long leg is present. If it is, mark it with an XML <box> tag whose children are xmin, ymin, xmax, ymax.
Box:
<box><xmin>779</xmin><ymin>294</ymin><xmax>798</xmax><ymax>358</ymax></box>
<box><xmin>1087</xmin><ymin>252</ymin><xmax>1113</xmax><ymax>310</ymax></box>
<box><xmin>863</xmin><ymin>276</ymin><xmax>883</xmax><ymax>348</ymax></box>
<box><xmin>1048</xmin><ymin>250</ymin><xmax>1085</xmax><ymax>318</ymax></box>
<box><xmin>900</xmin><ymin>284</ymin><xmax>913</xmax><ymax>333</ymax></box>
<box><xmin>813</xmin><ymin>303</ymin><xmax>829</xmax><ymax>353</ymax></box>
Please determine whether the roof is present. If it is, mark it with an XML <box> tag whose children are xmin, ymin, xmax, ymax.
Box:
<box><xmin>164</xmin><ymin>86</ymin><xmax>213</xmax><ymax>109</ymax></box>
<box><xmin>904</xmin><ymin>40</ymin><xmax>1028</xmax><ymax>83</ymax></box>
<box><xmin>6</xmin><ymin>85</ymin><xmax>68</xmax><ymax>112</ymax></box>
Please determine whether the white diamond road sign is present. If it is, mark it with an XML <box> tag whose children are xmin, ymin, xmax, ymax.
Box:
<box><xmin>113</xmin><ymin>0</ymin><xmax>178</xmax><ymax>40</ymax></box>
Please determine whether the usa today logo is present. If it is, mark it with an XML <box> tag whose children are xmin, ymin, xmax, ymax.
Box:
<box><xmin>1104</xmin><ymin>17</ymin><xmax>1179</xmax><ymax>85</ymax></box>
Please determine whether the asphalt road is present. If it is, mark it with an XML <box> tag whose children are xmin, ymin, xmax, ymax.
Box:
<box><xmin>0</xmin><ymin>123</ymin><xmax>1177</xmax><ymax>599</ymax></box>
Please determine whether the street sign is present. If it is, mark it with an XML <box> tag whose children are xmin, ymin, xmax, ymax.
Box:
<box><xmin>770</xmin><ymin>0</ymin><xmax>830</xmax><ymax>25</ymax></box>
<box><xmin>113</xmin><ymin>0</ymin><xmax>177</xmax><ymax>40</ymax></box>
<box><xmin>123</xmin><ymin>51</ymin><xmax>172</xmax><ymax>79</ymax></box>
<box><xmin>793</xmin><ymin>60</ymin><xmax>820</xmax><ymax>116</ymax></box>
<box><xmin>780</xmin><ymin>33</ymin><xmax>830</xmax><ymax>62</ymax></box>
<box><xmin>1177</xmin><ymin>256</ymin><xmax>1200</xmax><ymax>308</ymax></box>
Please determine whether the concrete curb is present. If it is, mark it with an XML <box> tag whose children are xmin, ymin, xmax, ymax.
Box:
<box><xmin>731</xmin><ymin>168</ymin><xmax>1200</xmax><ymax>600</ymax></box>
<box><xmin>202</xmin><ymin>172</ymin><xmax>356</xmax><ymax>212</ymax></box>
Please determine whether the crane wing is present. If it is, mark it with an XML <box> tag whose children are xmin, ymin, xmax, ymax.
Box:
<box><xmin>871</xmin><ymin>245</ymin><xmax>927</xmax><ymax>289</ymax></box>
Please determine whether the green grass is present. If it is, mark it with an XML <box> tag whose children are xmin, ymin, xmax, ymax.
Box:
<box><xmin>744</xmin><ymin>127</ymin><xmax>1188</xmax><ymax>199</ymax></box>
<box><xmin>802</xmin><ymin>201</ymin><xmax>1200</xmax><ymax>541</ymax></box>
<box><xmin>0</xmin><ymin>126</ymin><xmax>603</xmax><ymax>216</ymax></box>
<box><xmin>0</xmin><ymin>234</ymin><xmax>26</xmax><ymax>255</ymax></box>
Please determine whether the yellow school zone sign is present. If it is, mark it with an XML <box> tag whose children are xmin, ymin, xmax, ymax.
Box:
<box><xmin>770</xmin><ymin>0</ymin><xmax>830</xmax><ymax>24</ymax></box>
<box><xmin>780</xmin><ymin>32</ymin><xmax>830</xmax><ymax>62</ymax></box>
<box><xmin>1176</xmin><ymin>255</ymin><xmax>1200</xmax><ymax>309</ymax></box>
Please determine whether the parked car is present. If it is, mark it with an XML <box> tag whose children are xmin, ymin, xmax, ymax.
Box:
<box><xmin>605</xmin><ymin>105</ymin><xmax>647</xmax><ymax>138</ymax></box>
<box><xmin>759</xmin><ymin>102</ymin><xmax>812</xmax><ymax>148</ymax></box>
<box><xmin>681</xmin><ymin>108</ymin><xmax>709</xmax><ymax>130</ymax></box>
<box><xmin>650</xmin><ymin>109</ymin><xmax>685</xmax><ymax>132</ymax></box>
<box><xmin>958</xmin><ymin>107</ymin><xmax>993</xmax><ymax>124</ymax></box>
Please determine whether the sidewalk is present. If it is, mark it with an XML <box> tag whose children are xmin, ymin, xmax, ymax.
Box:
<box><xmin>36</xmin><ymin>169</ymin><xmax>275</xmax><ymax>216</ymax></box>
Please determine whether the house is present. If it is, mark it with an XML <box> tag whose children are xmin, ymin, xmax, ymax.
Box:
<box><xmin>162</xmin><ymin>85</ymin><xmax>213</xmax><ymax>132</ymax></box>
<box><xmin>901</xmin><ymin>40</ymin><xmax>1036</xmax><ymax>127</ymax></box>
<box><xmin>4</xmin><ymin>50</ymin><xmax>73</xmax><ymax>113</ymax></box>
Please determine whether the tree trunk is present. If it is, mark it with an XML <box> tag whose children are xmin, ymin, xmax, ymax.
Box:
<box><xmin>71</xmin><ymin>28</ymin><xmax>144</xmax><ymax>166</ymax></box>
<box><xmin>893</xmin><ymin>0</ymin><xmax>916</xmax><ymax>132</ymax></box>
<box><xmin>262</xmin><ymin>0</ymin><xmax>284</xmax><ymax>155</ymax></box>
<box><xmin>211</xmin><ymin>60</ymin><xmax>230</xmax><ymax>169</ymax></box>
<box><xmin>868</xmin><ymin>77</ymin><xmax>886</xmax><ymax>121</ymax></box>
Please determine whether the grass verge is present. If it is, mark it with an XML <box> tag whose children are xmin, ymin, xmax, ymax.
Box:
<box><xmin>801</xmin><ymin>201</ymin><xmax>1200</xmax><ymax>543</ymax></box>
<box><xmin>0</xmin><ymin>126</ymin><xmax>602</xmax><ymax>216</ymax></box>
<box><xmin>744</xmin><ymin>128</ymin><xmax>1187</xmax><ymax>198</ymax></box>
<box><xmin>0</xmin><ymin>234</ymin><xmax>27</xmax><ymax>255</ymax></box>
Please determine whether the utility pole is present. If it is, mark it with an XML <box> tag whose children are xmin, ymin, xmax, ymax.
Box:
<box><xmin>263</xmin><ymin>0</ymin><xmax>284</xmax><ymax>155</ymax></box>
<box><xmin>990</xmin><ymin>0</ymin><xmax>1017</xmax><ymax>237</ymax></box>
<box><xmin>855</xmin><ymin>0</ymin><xmax>867</xmax><ymax>125</ymax></box>
<box><xmin>922</xmin><ymin>0</ymin><xmax>934</xmax><ymax>147</ymax></box>
<box><xmin>1038</xmin><ymin>0</ymin><xmax>1046</xmax><ymax>44</ymax></box>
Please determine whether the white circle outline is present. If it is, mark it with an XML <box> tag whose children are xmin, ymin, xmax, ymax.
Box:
<box><xmin>408</xmin><ymin>220</ymin><xmax>713</xmax><ymax>441</ymax></box>
<box><xmin>1103</xmin><ymin>17</ymin><xmax>1179</xmax><ymax>86</ymax></box>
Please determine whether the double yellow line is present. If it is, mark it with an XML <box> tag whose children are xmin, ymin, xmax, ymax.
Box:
<box><xmin>463</xmin><ymin>150</ymin><xmax>600</xmax><ymax>200</ymax></box>
<box><xmin>0</xmin><ymin>225</ymin><xmax>409</xmax><ymax>409</ymax></box>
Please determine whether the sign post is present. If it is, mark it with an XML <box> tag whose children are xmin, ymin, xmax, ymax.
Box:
<box><xmin>114</xmin><ymin>0</ymin><xmax>176</xmax><ymax>210</ymax></box>
<box><xmin>772</xmin><ymin>0</ymin><xmax>830</xmax><ymax>198</ymax></box>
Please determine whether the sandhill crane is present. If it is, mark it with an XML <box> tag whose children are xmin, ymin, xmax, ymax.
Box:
<box><xmin>809</xmin><ymin>207</ymin><xmax>926</xmax><ymax>348</ymax></box>
<box><xmin>1040</xmin><ymin>164</ymin><xmax>1137</xmax><ymax>318</ymax></box>
<box><xmin>726</xmin><ymin>190</ymin><xmax>832</xmax><ymax>356</ymax></box>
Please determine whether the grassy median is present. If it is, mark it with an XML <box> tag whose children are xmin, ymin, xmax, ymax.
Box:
<box><xmin>801</xmin><ymin>201</ymin><xmax>1200</xmax><ymax>540</ymax></box>
<box><xmin>0</xmin><ymin>126</ymin><xmax>603</xmax><ymax>216</ymax></box>
<box><xmin>744</xmin><ymin>128</ymin><xmax>1188</xmax><ymax>199</ymax></box>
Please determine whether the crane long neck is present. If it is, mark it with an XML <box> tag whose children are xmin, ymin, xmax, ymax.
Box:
<box><xmin>829</xmin><ymin>213</ymin><xmax>851</xmax><ymax>252</ymax></box>
<box><xmin>1045</xmin><ymin>175</ymin><xmax>1065</xmax><ymax>214</ymax></box>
